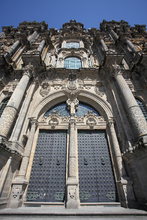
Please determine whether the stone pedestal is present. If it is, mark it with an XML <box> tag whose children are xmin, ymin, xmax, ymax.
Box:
<box><xmin>0</xmin><ymin>157</ymin><xmax>12</xmax><ymax>195</ymax></box>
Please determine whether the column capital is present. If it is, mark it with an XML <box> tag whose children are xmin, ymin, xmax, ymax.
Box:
<box><xmin>22</xmin><ymin>63</ymin><xmax>35</xmax><ymax>78</ymax></box>
<box><xmin>112</xmin><ymin>63</ymin><xmax>123</xmax><ymax>77</ymax></box>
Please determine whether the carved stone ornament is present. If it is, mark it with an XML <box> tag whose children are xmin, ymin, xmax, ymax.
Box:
<box><xmin>64</xmin><ymin>73</ymin><xmax>80</xmax><ymax>98</ymax></box>
<box><xmin>3</xmin><ymin>81</ymin><xmax>18</xmax><ymax>93</ymax></box>
<box><xmin>69</xmin><ymin>186</ymin><xmax>77</xmax><ymax>200</ymax></box>
<box><xmin>49</xmin><ymin>117</ymin><xmax>59</xmax><ymax>128</ymax></box>
<box><xmin>67</xmin><ymin>79</ymin><xmax>77</xmax><ymax>91</ymax></box>
<box><xmin>23</xmin><ymin>63</ymin><xmax>35</xmax><ymax>78</ymax></box>
<box><xmin>112</xmin><ymin>63</ymin><xmax>123</xmax><ymax>77</ymax></box>
<box><xmin>86</xmin><ymin>117</ymin><xmax>97</xmax><ymax>128</ymax></box>
<box><xmin>53</xmin><ymin>84</ymin><xmax>62</xmax><ymax>90</ymax></box>
<box><xmin>66</xmin><ymin>98</ymin><xmax>79</xmax><ymax>113</ymax></box>
<box><xmin>95</xmin><ymin>86</ymin><xmax>105</xmax><ymax>97</ymax></box>
<box><xmin>11</xmin><ymin>184</ymin><xmax>22</xmax><ymax>199</ymax></box>
<box><xmin>40</xmin><ymin>81</ymin><xmax>50</xmax><ymax>97</ymax></box>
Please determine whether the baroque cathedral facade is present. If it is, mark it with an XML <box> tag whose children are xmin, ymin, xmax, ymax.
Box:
<box><xmin>0</xmin><ymin>19</ymin><xmax>147</xmax><ymax>211</ymax></box>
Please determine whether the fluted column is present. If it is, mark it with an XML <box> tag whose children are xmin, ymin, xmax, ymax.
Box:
<box><xmin>113</xmin><ymin>64</ymin><xmax>147</xmax><ymax>140</ymax></box>
<box><xmin>66</xmin><ymin>117</ymin><xmax>80</xmax><ymax>209</ymax></box>
<box><xmin>0</xmin><ymin>64</ymin><xmax>34</xmax><ymax>139</ymax></box>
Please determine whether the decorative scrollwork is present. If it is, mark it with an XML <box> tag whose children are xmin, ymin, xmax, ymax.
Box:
<box><xmin>40</xmin><ymin>81</ymin><xmax>50</xmax><ymax>97</ymax></box>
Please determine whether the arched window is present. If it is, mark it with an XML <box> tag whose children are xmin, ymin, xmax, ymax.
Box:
<box><xmin>45</xmin><ymin>103</ymin><xmax>70</xmax><ymax>117</ymax></box>
<box><xmin>44</xmin><ymin>102</ymin><xmax>100</xmax><ymax>117</ymax></box>
<box><xmin>0</xmin><ymin>97</ymin><xmax>9</xmax><ymax>117</ymax></box>
<box><xmin>136</xmin><ymin>98</ymin><xmax>147</xmax><ymax>120</ymax></box>
<box><xmin>66</xmin><ymin>42</ymin><xmax>80</xmax><ymax>48</ymax></box>
<box><xmin>64</xmin><ymin>57</ymin><xmax>82</xmax><ymax>69</ymax></box>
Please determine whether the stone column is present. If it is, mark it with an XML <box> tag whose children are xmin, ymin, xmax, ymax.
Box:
<box><xmin>100</xmin><ymin>38</ymin><xmax>108</xmax><ymax>52</ymax></box>
<box><xmin>4</xmin><ymin>40</ymin><xmax>20</xmax><ymax>60</ymax></box>
<box><xmin>109</xmin><ymin>29</ymin><xmax>119</xmax><ymax>41</ymax></box>
<box><xmin>9</xmin><ymin>118</ymin><xmax>37</xmax><ymax>208</ymax></box>
<box><xmin>37</xmin><ymin>40</ymin><xmax>45</xmax><ymax>53</ymax></box>
<box><xmin>113</xmin><ymin>64</ymin><xmax>147</xmax><ymax>141</ymax></box>
<box><xmin>10</xmin><ymin>82</ymin><xmax>36</xmax><ymax>142</ymax></box>
<box><xmin>66</xmin><ymin>117</ymin><xmax>80</xmax><ymax>209</ymax></box>
<box><xmin>27</xmin><ymin>31</ymin><xmax>38</xmax><ymax>44</ymax></box>
<box><xmin>126</xmin><ymin>39</ymin><xmax>137</xmax><ymax>53</ymax></box>
<box><xmin>0</xmin><ymin>64</ymin><xmax>34</xmax><ymax>139</ymax></box>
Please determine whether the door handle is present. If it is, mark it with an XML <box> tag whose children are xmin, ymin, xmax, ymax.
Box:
<box><xmin>84</xmin><ymin>157</ymin><xmax>88</xmax><ymax>165</ymax></box>
<box><xmin>56</xmin><ymin>158</ymin><xmax>60</xmax><ymax>165</ymax></box>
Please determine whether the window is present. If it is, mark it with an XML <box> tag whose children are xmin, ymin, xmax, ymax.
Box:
<box><xmin>66</xmin><ymin>42</ymin><xmax>80</xmax><ymax>48</ymax></box>
<box><xmin>76</xmin><ymin>103</ymin><xmax>100</xmax><ymax>116</ymax></box>
<box><xmin>45</xmin><ymin>103</ymin><xmax>70</xmax><ymax>117</ymax></box>
<box><xmin>136</xmin><ymin>98</ymin><xmax>147</xmax><ymax>120</ymax></box>
<box><xmin>64</xmin><ymin>57</ymin><xmax>81</xmax><ymax>69</ymax></box>
<box><xmin>0</xmin><ymin>97</ymin><xmax>9</xmax><ymax>117</ymax></box>
<box><xmin>44</xmin><ymin>102</ymin><xmax>100</xmax><ymax>117</ymax></box>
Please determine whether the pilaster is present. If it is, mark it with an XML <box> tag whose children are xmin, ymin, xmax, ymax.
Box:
<box><xmin>107</xmin><ymin>119</ymin><xmax>135</xmax><ymax>207</ymax></box>
<box><xmin>66</xmin><ymin>117</ymin><xmax>80</xmax><ymax>209</ymax></box>
<box><xmin>9</xmin><ymin>118</ymin><xmax>37</xmax><ymax>208</ymax></box>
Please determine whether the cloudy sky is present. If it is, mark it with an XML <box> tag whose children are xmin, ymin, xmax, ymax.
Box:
<box><xmin>0</xmin><ymin>0</ymin><xmax>147</xmax><ymax>30</ymax></box>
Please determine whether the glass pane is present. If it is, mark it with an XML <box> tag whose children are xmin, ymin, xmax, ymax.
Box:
<box><xmin>76</xmin><ymin>103</ymin><xmax>100</xmax><ymax>117</ymax></box>
<box><xmin>44</xmin><ymin>102</ymin><xmax>100</xmax><ymax>117</ymax></box>
<box><xmin>64</xmin><ymin>57</ymin><xmax>81</xmax><ymax>69</ymax></box>
<box><xmin>136</xmin><ymin>98</ymin><xmax>147</xmax><ymax>120</ymax></box>
<box><xmin>44</xmin><ymin>103</ymin><xmax>70</xmax><ymax>117</ymax></box>
<box><xmin>66</xmin><ymin>42</ymin><xmax>80</xmax><ymax>48</ymax></box>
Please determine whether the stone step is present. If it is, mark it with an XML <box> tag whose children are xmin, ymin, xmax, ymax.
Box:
<box><xmin>0</xmin><ymin>206</ymin><xmax>147</xmax><ymax>219</ymax></box>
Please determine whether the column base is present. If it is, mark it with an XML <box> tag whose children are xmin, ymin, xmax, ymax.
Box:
<box><xmin>9</xmin><ymin>178</ymin><xmax>28</xmax><ymax>208</ymax></box>
<box><xmin>66</xmin><ymin>178</ymin><xmax>80</xmax><ymax>209</ymax></box>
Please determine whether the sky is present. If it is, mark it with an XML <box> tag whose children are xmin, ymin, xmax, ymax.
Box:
<box><xmin>0</xmin><ymin>0</ymin><xmax>147</xmax><ymax>31</ymax></box>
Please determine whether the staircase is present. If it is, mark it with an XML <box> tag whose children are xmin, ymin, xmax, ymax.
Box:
<box><xmin>0</xmin><ymin>205</ymin><xmax>147</xmax><ymax>219</ymax></box>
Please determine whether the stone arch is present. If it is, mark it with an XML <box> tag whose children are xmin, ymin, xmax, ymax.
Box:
<box><xmin>32</xmin><ymin>90</ymin><xmax>113</xmax><ymax>121</ymax></box>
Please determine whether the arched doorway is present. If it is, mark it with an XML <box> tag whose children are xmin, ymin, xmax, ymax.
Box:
<box><xmin>26</xmin><ymin>100</ymin><xmax>118</xmax><ymax>205</ymax></box>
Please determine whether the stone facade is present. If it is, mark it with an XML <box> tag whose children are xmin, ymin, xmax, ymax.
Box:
<box><xmin>0</xmin><ymin>20</ymin><xmax>147</xmax><ymax>210</ymax></box>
